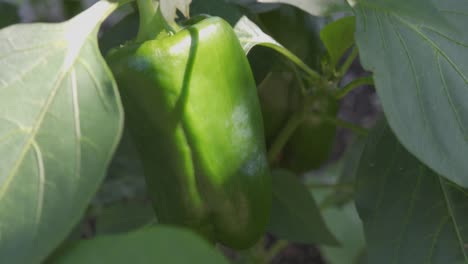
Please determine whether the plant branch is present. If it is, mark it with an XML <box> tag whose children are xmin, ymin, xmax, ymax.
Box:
<box><xmin>260</xmin><ymin>43</ymin><xmax>322</xmax><ymax>84</ymax></box>
<box><xmin>323</xmin><ymin>116</ymin><xmax>368</xmax><ymax>136</ymax></box>
<box><xmin>334</xmin><ymin>76</ymin><xmax>374</xmax><ymax>99</ymax></box>
<box><xmin>337</xmin><ymin>46</ymin><xmax>358</xmax><ymax>77</ymax></box>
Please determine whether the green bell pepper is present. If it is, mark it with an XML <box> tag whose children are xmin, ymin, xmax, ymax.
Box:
<box><xmin>106</xmin><ymin>17</ymin><xmax>272</xmax><ymax>249</ymax></box>
<box><xmin>258</xmin><ymin>71</ymin><xmax>338</xmax><ymax>173</ymax></box>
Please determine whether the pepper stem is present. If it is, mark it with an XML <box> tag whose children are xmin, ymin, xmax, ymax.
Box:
<box><xmin>136</xmin><ymin>0</ymin><xmax>176</xmax><ymax>42</ymax></box>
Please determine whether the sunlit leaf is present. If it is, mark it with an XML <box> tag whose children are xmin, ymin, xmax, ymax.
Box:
<box><xmin>0</xmin><ymin>2</ymin><xmax>123</xmax><ymax>262</ymax></box>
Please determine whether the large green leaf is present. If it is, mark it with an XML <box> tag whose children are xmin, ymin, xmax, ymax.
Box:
<box><xmin>353</xmin><ymin>0</ymin><xmax>468</xmax><ymax>187</ymax></box>
<box><xmin>355</xmin><ymin>120</ymin><xmax>468</xmax><ymax>263</ymax></box>
<box><xmin>0</xmin><ymin>2</ymin><xmax>123</xmax><ymax>262</ymax></box>
<box><xmin>51</xmin><ymin>226</ymin><xmax>229</xmax><ymax>264</ymax></box>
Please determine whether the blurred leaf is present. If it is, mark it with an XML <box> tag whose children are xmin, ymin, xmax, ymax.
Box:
<box><xmin>320</xmin><ymin>135</ymin><xmax>366</xmax><ymax>208</ymax></box>
<box><xmin>319</xmin><ymin>204</ymin><xmax>366</xmax><ymax>264</ymax></box>
<box><xmin>308</xmin><ymin>157</ymin><xmax>367</xmax><ymax>264</ymax></box>
<box><xmin>354</xmin><ymin>0</ymin><xmax>468</xmax><ymax>187</ymax></box>
<box><xmin>320</xmin><ymin>16</ymin><xmax>355</xmax><ymax>67</ymax></box>
<box><xmin>51</xmin><ymin>226</ymin><xmax>229</xmax><ymax>264</ymax></box>
<box><xmin>0</xmin><ymin>2</ymin><xmax>122</xmax><ymax>262</ymax></box>
<box><xmin>267</xmin><ymin>169</ymin><xmax>339</xmax><ymax>246</ymax></box>
<box><xmin>94</xmin><ymin>200</ymin><xmax>156</xmax><ymax>235</ymax></box>
<box><xmin>355</xmin><ymin>119</ymin><xmax>468</xmax><ymax>263</ymax></box>
<box><xmin>0</xmin><ymin>2</ymin><xmax>19</xmax><ymax>29</ymax></box>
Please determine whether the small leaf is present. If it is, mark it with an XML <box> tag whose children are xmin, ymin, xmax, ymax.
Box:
<box><xmin>234</xmin><ymin>15</ymin><xmax>281</xmax><ymax>54</ymax></box>
<box><xmin>354</xmin><ymin>0</ymin><xmax>468</xmax><ymax>187</ymax></box>
<box><xmin>159</xmin><ymin>0</ymin><xmax>192</xmax><ymax>22</ymax></box>
<box><xmin>267</xmin><ymin>169</ymin><xmax>339</xmax><ymax>246</ymax></box>
<box><xmin>355</xmin><ymin>119</ymin><xmax>468</xmax><ymax>263</ymax></box>
<box><xmin>51</xmin><ymin>226</ymin><xmax>229</xmax><ymax>264</ymax></box>
<box><xmin>320</xmin><ymin>16</ymin><xmax>356</xmax><ymax>67</ymax></box>
<box><xmin>234</xmin><ymin>16</ymin><xmax>319</xmax><ymax>79</ymax></box>
<box><xmin>0</xmin><ymin>2</ymin><xmax>123</xmax><ymax>262</ymax></box>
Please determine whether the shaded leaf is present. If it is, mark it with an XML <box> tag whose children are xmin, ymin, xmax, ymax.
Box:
<box><xmin>0</xmin><ymin>2</ymin><xmax>123</xmax><ymax>262</ymax></box>
<box><xmin>94</xmin><ymin>200</ymin><xmax>156</xmax><ymax>235</ymax></box>
<box><xmin>355</xmin><ymin>119</ymin><xmax>468</xmax><ymax>263</ymax></box>
<box><xmin>354</xmin><ymin>0</ymin><xmax>468</xmax><ymax>187</ymax></box>
<box><xmin>51</xmin><ymin>226</ymin><xmax>229</xmax><ymax>264</ymax></box>
<box><xmin>308</xmin><ymin>154</ymin><xmax>367</xmax><ymax>264</ymax></box>
<box><xmin>268</xmin><ymin>169</ymin><xmax>339</xmax><ymax>246</ymax></box>
<box><xmin>319</xmin><ymin>204</ymin><xmax>367</xmax><ymax>264</ymax></box>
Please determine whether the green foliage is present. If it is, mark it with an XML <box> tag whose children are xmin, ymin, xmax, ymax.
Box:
<box><xmin>51</xmin><ymin>226</ymin><xmax>229</xmax><ymax>264</ymax></box>
<box><xmin>0</xmin><ymin>2</ymin><xmax>122</xmax><ymax>262</ymax></box>
<box><xmin>2</xmin><ymin>0</ymin><xmax>468</xmax><ymax>263</ymax></box>
<box><xmin>268</xmin><ymin>169</ymin><xmax>338</xmax><ymax>245</ymax></box>
<box><xmin>354</xmin><ymin>0</ymin><xmax>468</xmax><ymax>187</ymax></box>
<box><xmin>355</xmin><ymin>119</ymin><xmax>468</xmax><ymax>263</ymax></box>
<box><xmin>320</xmin><ymin>16</ymin><xmax>356</xmax><ymax>67</ymax></box>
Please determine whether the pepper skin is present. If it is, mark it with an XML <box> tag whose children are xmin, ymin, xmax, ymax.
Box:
<box><xmin>106</xmin><ymin>17</ymin><xmax>271</xmax><ymax>249</ymax></box>
<box><xmin>258</xmin><ymin>73</ymin><xmax>338</xmax><ymax>173</ymax></box>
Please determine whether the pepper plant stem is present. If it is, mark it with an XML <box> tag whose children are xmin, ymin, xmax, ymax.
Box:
<box><xmin>334</xmin><ymin>76</ymin><xmax>374</xmax><ymax>99</ymax></box>
<box><xmin>323</xmin><ymin>116</ymin><xmax>368</xmax><ymax>136</ymax></box>
<box><xmin>337</xmin><ymin>46</ymin><xmax>358</xmax><ymax>77</ymax></box>
<box><xmin>136</xmin><ymin>0</ymin><xmax>158</xmax><ymax>42</ymax></box>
